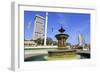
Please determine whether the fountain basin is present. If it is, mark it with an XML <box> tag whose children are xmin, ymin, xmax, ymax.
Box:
<box><xmin>48</xmin><ymin>49</ymin><xmax>80</xmax><ymax>60</ymax></box>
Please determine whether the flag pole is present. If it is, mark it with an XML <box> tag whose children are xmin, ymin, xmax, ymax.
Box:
<box><xmin>44</xmin><ymin>12</ymin><xmax>48</xmax><ymax>46</ymax></box>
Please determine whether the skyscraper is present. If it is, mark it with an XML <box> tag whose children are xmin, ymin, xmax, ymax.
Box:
<box><xmin>33</xmin><ymin>15</ymin><xmax>45</xmax><ymax>40</ymax></box>
<box><xmin>78</xmin><ymin>33</ymin><xmax>85</xmax><ymax>47</ymax></box>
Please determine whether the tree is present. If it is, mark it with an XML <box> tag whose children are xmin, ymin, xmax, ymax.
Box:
<box><xmin>34</xmin><ymin>37</ymin><xmax>55</xmax><ymax>46</ymax></box>
<box><xmin>53</xmin><ymin>41</ymin><xmax>57</xmax><ymax>45</ymax></box>
<box><xmin>35</xmin><ymin>38</ymin><xmax>43</xmax><ymax>45</ymax></box>
<box><xmin>46</xmin><ymin>37</ymin><xmax>53</xmax><ymax>45</ymax></box>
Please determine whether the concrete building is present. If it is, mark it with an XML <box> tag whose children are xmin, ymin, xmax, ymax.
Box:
<box><xmin>33</xmin><ymin>15</ymin><xmax>45</xmax><ymax>40</ymax></box>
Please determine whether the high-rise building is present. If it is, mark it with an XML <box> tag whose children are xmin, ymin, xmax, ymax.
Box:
<box><xmin>78</xmin><ymin>33</ymin><xmax>85</xmax><ymax>47</ymax></box>
<box><xmin>33</xmin><ymin>15</ymin><xmax>45</xmax><ymax>40</ymax></box>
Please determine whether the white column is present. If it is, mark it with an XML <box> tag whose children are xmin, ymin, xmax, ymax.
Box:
<box><xmin>44</xmin><ymin>12</ymin><xmax>48</xmax><ymax>46</ymax></box>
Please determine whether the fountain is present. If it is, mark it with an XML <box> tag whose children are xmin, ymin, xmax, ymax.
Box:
<box><xmin>55</xmin><ymin>26</ymin><xmax>69</xmax><ymax>49</ymax></box>
<box><xmin>48</xmin><ymin>26</ymin><xmax>79</xmax><ymax>60</ymax></box>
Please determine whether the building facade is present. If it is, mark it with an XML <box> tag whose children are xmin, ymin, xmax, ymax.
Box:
<box><xmin>33</xmin><ymin>15</ymin><xmax>45</xmax><ymax>40</ymax></box>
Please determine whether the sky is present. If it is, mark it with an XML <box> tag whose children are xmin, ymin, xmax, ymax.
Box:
<box><xmin>24</xmin><ymin>11</ymin><xmax>90</xmax><ymax>45</ymax></box>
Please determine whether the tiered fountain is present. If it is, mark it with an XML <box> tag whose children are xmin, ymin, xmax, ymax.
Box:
<box><xmin>48</xmin><ymin>26</ymin><xmax>79</xmax><ymax>60</ymax></box>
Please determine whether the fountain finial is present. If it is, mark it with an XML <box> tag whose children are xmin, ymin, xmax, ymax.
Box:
<box><xmin>59</xmin><ymin>26</ymin><xmax>65</xmax><ymax>33</ymax></box>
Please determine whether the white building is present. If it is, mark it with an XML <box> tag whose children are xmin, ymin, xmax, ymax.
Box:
<box><xmin>33</xmin><ymin>15</ymin><xmax>45</xmax><ymax>40</ymax></box>
<box><xmin>78</xmin><ymin>33</ymin><xmax>85</xmax><ymax>47</ymax></box>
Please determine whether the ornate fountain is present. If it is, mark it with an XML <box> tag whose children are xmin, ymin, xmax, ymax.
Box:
<box><xmin>55</xmin><ymin>26</ymin><xmax>69</xmax><ymax>49</ymax></box>
<box><xmin>48</xmin><ymin>26</ymin><xmax>79</xmax><ymax>60</ymax></box>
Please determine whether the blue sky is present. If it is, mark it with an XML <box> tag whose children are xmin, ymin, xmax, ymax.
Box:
<box><xmin>24</xmin><ymin>11</ymin><xmax>90</xmax><ymax>45</ymax></box>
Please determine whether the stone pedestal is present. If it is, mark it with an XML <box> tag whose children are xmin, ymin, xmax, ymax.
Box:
<box><xmin>56</xmin><ymin>34</ymin><xmax>69</xmax><ymax>49</ymax></box>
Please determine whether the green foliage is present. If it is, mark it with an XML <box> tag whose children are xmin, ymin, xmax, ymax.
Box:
<box><xmin>53</xmin><ymin>41</ymin><xmax>57</xmax><ymax>45</ymax></box>
<box><xmin>46</xmin><ymin>37</ymin><xmax>53</xmax><ymax>45</ymax></box>
<box><xmin>34</xmin><ymin>38</ymin><xmax>44</xmax><ymax>45</ymax></box>
<box><xmin>34</xmin><ymin>37</ymin><xmax>57</xmax><ymax>46</ymax></box>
